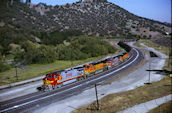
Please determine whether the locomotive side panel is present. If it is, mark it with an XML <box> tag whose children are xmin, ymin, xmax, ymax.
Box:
<box><xmin>58</xmin><ymin>69</ymin><xmax>80</xmax><ymax>84</ymax></box>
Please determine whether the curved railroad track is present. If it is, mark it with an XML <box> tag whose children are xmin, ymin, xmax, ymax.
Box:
<box><xmin>0</xmin><ymin>47</ymin><xmax>144</xmax><ymax>113</ymax></box>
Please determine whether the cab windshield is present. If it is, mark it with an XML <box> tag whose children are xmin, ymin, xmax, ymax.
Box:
<box><xmin>46</xmin><ymin>74</ymin><xmax>53</xmax><ymax>78</ymax></box>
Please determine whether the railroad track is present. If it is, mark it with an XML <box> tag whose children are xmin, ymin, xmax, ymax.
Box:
<box><xmin>0</xmin><ymin>48</ymin><xmax>143</xmax><ymax>113</ymax></box>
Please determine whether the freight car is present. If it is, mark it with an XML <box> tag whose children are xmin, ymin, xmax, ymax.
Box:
<box><xmin>118</xmin><ymin>41</ymin><xmax>131</xmax><ymax>52</ymax></box>
<box><xmin>41</xmin><ymin>41</ymin><xmax>132</xmax><ymax>91</ymax></box>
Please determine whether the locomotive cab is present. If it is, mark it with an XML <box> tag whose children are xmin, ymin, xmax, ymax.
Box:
<box><xmin>43</xmin><ymin>74</ymin><xmax>54</xmax><ymax>85</ymax></box>
<box><xmin>42</xmin><ymin>73</ymin><xmax>62</xmax><ymax>90</ymax></box>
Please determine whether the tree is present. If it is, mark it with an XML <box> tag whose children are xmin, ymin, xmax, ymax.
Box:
<box><xmin>33</xmin><ymin>45</ymin><xmax>56</xmax><ymax>63</ymax></box>
<box><xmin>21</xmin><ymin>41</ymin><xmax>37</xmax><ymax>64</ymax></box>
<box><xmin>10</xmin><ymin>0</ymin><xmax>23</xmax><ymax>5</ymax></box>
<box><xmin>0</xmin><ymin>45</ymin><xmax>3</xmax><ymax>61</ymax></box>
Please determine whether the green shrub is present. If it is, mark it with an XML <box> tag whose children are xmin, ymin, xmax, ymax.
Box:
<box><xmin>32</xmin><ymin>45</ymin><xmax>56</xmax><ymax>64</ymax></box>
<box><xmin>38</xmin><ymin>30</ymin><xmax>83</xmax><ymax>45</ymax></box>
<box><xmin>54</xmin><ymin>36</ymin><xmax>117</xmax><ymax>61</ymax></box>
<box><xmin>6</xmin><ymin>34</ymin><xmax>117</xmax><ymax>64</ymax></box>
<box><xmin>21</xmin><ymin>41</ymin><xmax>57</xmax><ymax>64</ymax></box>
<box><xmin>0</xmin><ymin>62</ymin><xmax>10</xmax><ymax>72</ymax></box>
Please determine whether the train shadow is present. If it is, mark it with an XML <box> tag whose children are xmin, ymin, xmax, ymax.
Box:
<box><xmin>146</xmin><ymin>69</ymin><xmax>172</xmax><ymax>75</ymax></box>
<box><xmin>149</xmin><ymin>51</ymin><xmax>158</xmax><ymax>57</ymax></box>
<box><xmin>37</xmin><ymin>86</ymin><xmax>43</xmax><ymax>91</ymax></box>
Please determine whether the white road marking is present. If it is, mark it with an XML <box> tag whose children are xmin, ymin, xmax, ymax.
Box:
<box><xmin>0</xmin><ymin>48</ymin><xmax>140</xmax><ymax>113</ymax></box>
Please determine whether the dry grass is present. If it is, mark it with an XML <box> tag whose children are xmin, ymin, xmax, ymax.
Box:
<box><xmin>148</xmin><ymin>101</ymin><xmax>172</xmax><ymax>113</ymax></box>
<box><xmin>134</xmin><ymin>39</ymin><xmax>172</xmax><ymax>72</ymax></box>
<box><xmin>134</xmin><ymin>39</ymin><xmax>170</xmax><ymax>55</ymax></box>
<box><xmin>72</xmin><ymin>76</ymin><xmax>171</xmax><ymax>113</ymax></box>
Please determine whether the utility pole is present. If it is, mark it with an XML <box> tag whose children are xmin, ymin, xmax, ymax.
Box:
<box><xmin>10</xmin><ymin>0</ymin><xmax>13</xmax><ymax>5</ymax></box>
<box><xmin>15</xmin><ymin>66</ymin><xmax>18</xmax><ymax>80</ymax></box>
<box><xmin>145</xmin><ymin>60</ymin><xmax>151</xmax><ymax>85</ymax></box>
<box><xmin>168</xmin><ymin>47</ymin><xmax>171</xmax><ymax>68</ymax></box>
<box><xmin>148</xmin><ymin>61</ymin><xmax>151</xmax><ymax>83</ymax></box>
<box><xmin>95</xmin><ymin>84</ymin><xmax>100</xmax><ymax>110</ymax></box>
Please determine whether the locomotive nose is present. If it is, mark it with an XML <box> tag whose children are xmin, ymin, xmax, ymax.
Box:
<box><xmin>43</xmin><ymin>79</ymin><xmax>49</xmax><ymax>85</ymax></box>
<box><xmin>43</xmin><ymin>79</ymin><xmax>54</xmax><ymax>85</ymax></box>
<box><xmin>43</xmin><ymin>77</ymin><xmax>50</xmax><ymax>85</ymax></box>
<box><xmin>42</xmin><ymin>79</ymin><xmax>51</xmax><ymax>90</ymax></box>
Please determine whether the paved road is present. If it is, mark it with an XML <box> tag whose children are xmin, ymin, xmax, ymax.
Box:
<box><xmin>0</xmin><ymin>48</ymin><xmax>143</xmax><ymax>113</ymax></box>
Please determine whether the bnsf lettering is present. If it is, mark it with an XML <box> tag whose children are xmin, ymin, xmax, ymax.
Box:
<box><xmin>66</xmin><ymin>73</ymin><xmax>72</xmax><ymax>77</ymax></box>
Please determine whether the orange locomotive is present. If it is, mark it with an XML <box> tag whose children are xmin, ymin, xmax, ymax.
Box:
<box><xmin>83</xmin><ymin>61</ymin><xmax>109</xmax><ymax>76</ymax></box>
<box><xmin>41</xmin><ymin>52</ymin><xmax>130</xmax><ymax>91</ymax></box>
<box><xmin>41</xmin><ymin>41</ymin><xmax>132</xmax><ymax>91</ymax></box>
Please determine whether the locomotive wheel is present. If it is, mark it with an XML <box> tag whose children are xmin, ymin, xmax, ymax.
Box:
<box><xmin>77</xmin><ymin>78</ymin><xmax>80</xmax><ymax>81</ymax></box>
<box><xmin>77</xmin><ymin>77</ymin><xmax>83</xmax><ymax>81</ymax></box>
<box><xmin>47</xmin><ymin>85</ymin><xmax>53</xmax><ymax>91</ymax></box>
<box><xmin>52</xmin><ymin>85</ymin><xmax>55</xmax><ymax>90</ymax></box>
<box><xmin>57</xmin><ymin>84</ymin><xmax>63</xmax><ymax>88</ymax></box>
<box><xmin>43</xmin><ymin>85</ymin><xmax>50</xmax><ymax>91</ymax></box>
<box><xmin>79</xmin><ymin>77</ymin><xmax>82</xmax><ymax>81</ymax></box>
<box><xmin>79</xmin><ymin>77</ymin><xmax>85</xmax><ymax>81</ymax></box>
<box><xmin>87</xmin><ymin>74</ymin><xmax>92</xmax><ymax>77</ymax></box>
<box><xmin>54</xmin><ymin>85</ymin><xmax>59</xmax><ymax>89</ymax></box>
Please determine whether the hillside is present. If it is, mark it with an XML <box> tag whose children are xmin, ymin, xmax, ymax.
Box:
<box><xmin>0</xmin><ymin>0</ymin><xmax>171</xmax><ymax>66</ymax></box>
<box><xmin>0</xmin><ymin>0</ymin><xmax>171</xmax><ymax>37</ymax></box>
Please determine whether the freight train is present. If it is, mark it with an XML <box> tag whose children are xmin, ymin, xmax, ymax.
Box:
<box><xmin>42</xmin><ymin>41</ymin><xmax>132</xmax><ymax>91</ymax></box>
